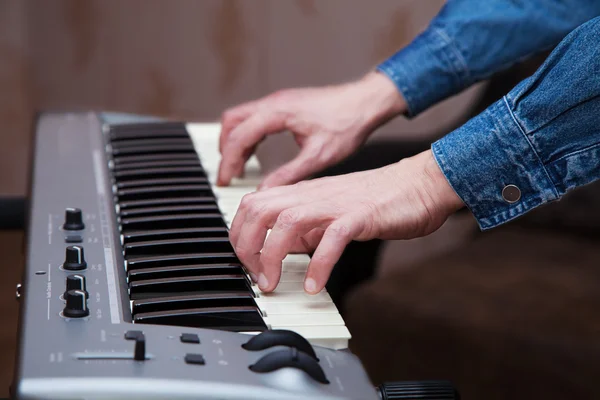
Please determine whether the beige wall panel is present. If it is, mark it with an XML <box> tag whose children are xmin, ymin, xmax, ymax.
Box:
<box><xmin>266</xmin><ymin>0</ymin><xmax>485</xmax><ymax>142</ymax></box>
<box><xmin>0</xmin><ymin>0</ymin><xmax>32</xmax><ymax>195</ymax></box>
<box><xmin>27</xmin><ymin>0</ymin><xmax>269</xmax><ymax>120</ymax></box>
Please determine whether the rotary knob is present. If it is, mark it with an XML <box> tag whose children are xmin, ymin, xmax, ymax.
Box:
<box><xmin>64</xmin><ymin>274</ymin><xmax>88</xmax><ymax>299</ymax></box>
<box><xmin>63</xmin><ymin>208</ymin><xmax>85</xmax><ymax>231</ymax></box>
<box><xmin>63</xmin><ymin>290</ymin><xmax>89</xmax><ymax>318</ymax></box>
<box><xmin>63</xmin><ymin>246</ymin><xmax>87</xmax><ymax>271</ymax></box>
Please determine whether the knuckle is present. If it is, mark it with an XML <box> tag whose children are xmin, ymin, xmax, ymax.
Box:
<box><xmin>277</xmin><ymin>209</ymin><xmax>301</xmax><ymax>228</ymax></box>
<box><xmin>234</xmin><ymin>245</ymin><xmax>253</xmax><ymax>260</ymax></box>
<box><xmin>238</xmin><ymin>194</ymin><xmax>256</xmax><ymax>212</ymax></box>
<box><xmin>221</xmin><ymin>109</ymin><xmax>235</xmax><ymax>122</ymax></box>
<box><xmin>328</xmin><ymin>223</ymin><xmax>351</xmax><ymax>240</ymax></box>
<box><xmin>247</xmin><ymin>201</ymin><xmax>267</xmax><ymax>222</ymax></box>
<box><xmin>269</xmin><ymin>89</ymin><xmax>289</xmax><ymax>101</ymax></box>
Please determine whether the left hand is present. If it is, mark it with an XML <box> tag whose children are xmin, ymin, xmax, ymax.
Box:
<box><xmin>229</xmin><ymin>150</ymin><xmax>465</xmax><ymax>294</ymax></box>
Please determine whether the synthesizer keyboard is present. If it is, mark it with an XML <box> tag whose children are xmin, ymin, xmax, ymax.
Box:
<box><xmin>13</xmin><ymin>112</ymin><xmax>458</xmax><ymax>400</ymax></box>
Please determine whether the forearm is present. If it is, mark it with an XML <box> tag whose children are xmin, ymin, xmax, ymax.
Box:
<box><xmin>378</xmin><ymin>0</ymin><xmax>600</xmax><ymax>116</ymax></box>
<box><xmin>432</xmin><ymin>16</ymin><xmax>600</xmax><ymax>230</ymax></box>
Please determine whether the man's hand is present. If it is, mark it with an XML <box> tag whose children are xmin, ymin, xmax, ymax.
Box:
<box><xmin>229</xmin><ymin>150</ymin><xmax>465</xmax><ymax>294</ymax></box>
<box><xmin>218</xmin><ymin>72</ymin><xmax>407</xmax><ymax>189</ymax></box>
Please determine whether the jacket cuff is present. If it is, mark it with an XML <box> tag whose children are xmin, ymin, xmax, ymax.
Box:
<box><xmin>376</xmin><ymin>27</ymin><xmax>469</xmax><ymax>117</ymax></box>
<box><xmin>431</xmin><ymin>97</ymin><xmax>559</xmax><ymax>230</ymax></box>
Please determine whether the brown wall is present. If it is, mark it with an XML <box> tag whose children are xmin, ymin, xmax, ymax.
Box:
<box><xmin>0</xmin><ymin>0</ymin><xmax>485</xmax><ymax>196</ymax></box>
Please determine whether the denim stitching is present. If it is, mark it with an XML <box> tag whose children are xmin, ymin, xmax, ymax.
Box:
<box><xmin>503</xmin><ymin>96</ymin><xmax>560</xmax><ymax>199</ymax></box>
<box><xmin>432</xmin><ymin>27</ymin><xmax>471</xmax><ymax>84</ymax></box>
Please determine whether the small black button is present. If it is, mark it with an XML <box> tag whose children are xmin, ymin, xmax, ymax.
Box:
<box><xmin>124</xmin><ymin>330</ymin><xmax>144</xmax><ymax>340</ymax></box>
<box><xmin>185</xmin><ymin>353</ymin><xmax>205</xmax><ymax>365</ymax></box>
<box><xmin>180</xmin><ymin>333</ymin><xmax>200</xmax><ymax>344</ymax></box>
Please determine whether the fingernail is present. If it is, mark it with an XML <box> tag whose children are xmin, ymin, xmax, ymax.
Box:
<box><xmin>249</xmin><ymin>272</ymin><xmax>258</xmax><ymax>283</ymax></box>
<box><xmin>258</xmin><ymin>273</ymin><xmax>269</xmax><ymax>290</ymax></box>
<box><xmin>304</xmin><ymin>278</ymin><xmax>317</xmax><ymax>294</ymax></box>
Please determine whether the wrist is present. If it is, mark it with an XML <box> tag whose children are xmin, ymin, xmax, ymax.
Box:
<box><xmin>392</xmin><ymin>150</ymin><xmax>464</xmax><ymax>231</ymax></box>
<box><xmin>352</xmin><ymin>71</ymin><xmax>408</xmax><ymax>132</ymax></box>
<box><xmin>419</xmin><ymin>149</ymin><xmax>465</xmax><ymax>216</ymax></box>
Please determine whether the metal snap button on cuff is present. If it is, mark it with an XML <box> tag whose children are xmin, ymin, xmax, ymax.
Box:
<box><xmin>502</xmin><ymin>185</ymin><xmax>521</xmax><ymax>203</ymax></box>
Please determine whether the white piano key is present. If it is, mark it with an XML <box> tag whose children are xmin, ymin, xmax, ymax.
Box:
<box><xmin>276</xmin><ymin>326</ymin><xmax>351</xmax><ymax>350</ymax></box>
<box><xmin>251</xmin><ymin>282</ymin><xmax>306</xmax><ymax>293</ymax></box>
<box><xmin>280</xmin><ymin>272</ymin><xmax>306</xmax><ymax>282</ymax></box>
<box><xmin>264</xmin><ymin>313</ymin><xmax>345</xmax><ymax>327</ymax></box>
<box><xmin>255</xmin><ymin>291</ymin><xmax>332</xmax><ymax>303</ymax></box>
<box><xmin>255</xmin><ymin>301</ymin><xmax>339</xmax><ymax>315</ymax></box>
<box><xmin>186</xmin><ymin>122</ymin><xmax>350</xmax><ymax>349</ymax></box>
<box><xmin>282</xmin><ymin>261</ymin><xmax>309</xmax><ymax>273</ymax></box>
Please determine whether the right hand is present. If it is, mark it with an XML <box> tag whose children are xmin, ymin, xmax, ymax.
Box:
<box><xmin>217</xmin><ymin>72</ymin><xmax>407</xmax><ymax>189</ymax></box>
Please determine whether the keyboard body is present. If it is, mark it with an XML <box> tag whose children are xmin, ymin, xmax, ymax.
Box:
<box><xmin>14</xmin><ymin>112</ymin><xmax>376</xmax><ymax>400</ymax></box>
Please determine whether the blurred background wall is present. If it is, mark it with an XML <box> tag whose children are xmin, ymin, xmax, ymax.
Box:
<box><xmin>0</xmin><ymin>0</ymin><xmax>485</xmax><ymax>196</ymax></box>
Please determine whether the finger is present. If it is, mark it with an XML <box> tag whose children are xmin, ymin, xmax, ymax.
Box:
<box><xmin>290</xmin><ymin>228</ymin><xmax>324</xmax><ymax>253</ymax></box>
<box><xmin>304</xmin><ymin>217</ymin><xmax>362</xmax><ymax>294</ymax></box>
<box><xmin>258</xmin><ymin>206</ymin><xmax>333</xmax><ymax>292</ymax></box>
<box><xmin>219</xmin><ymin>100</ymin><xmax>260</xmax><ymax>154</ymax></box>
<box><xmin>233</xmin><ymin>212</ymin><xmax>270</xmax><ymax>279</ymax></box>
<box><xmin>230</xmin><ymin>192</ymin><xmax>300</xmax><ymax>277</ymax></box>
<box><xmin>218</xmin><ymin>112</ymin><xmax>286</xmax><ymax>186</ymax></box>
<box><xmin>258</xmin><ymin>142</ymin><xmax>327</xmax><ymax>190</ymax></box>
<box><xmin>229</xmin><ymin>187</ymin><xmax>292</xmax><ymax>247</ymax></box>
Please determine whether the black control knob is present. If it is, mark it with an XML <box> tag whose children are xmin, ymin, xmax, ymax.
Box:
<box><xmin>63</xmin><ymin>208</ymin><xmax>85</xmax><ymax>230</ymax></box>
<box><xmin>63</xmin><ymin>246</ymin><xmax>87</xmax><ymax>270</ymax></box>
<box><xmin>63</xmin><ymin>290</ymin><xmax>89</xmax><ymax>318</ymax></box>
<box><xmin>242</xmin><ymin>329</ymin><xmax>318</xmax><ymax>360</ymax></box>
<box><xmin>377</xmin><ymin>381</ymin><xmax>460</xmax><ymax>400</ymax></box>
<box><xmin>64</xmin><ymin>274</ymin><xmax>88</xmax><ymax>299</ymax></box>
<box><xmin>249</xmin><ymin>348</ymin><xmax>328</xmax><ymax>384</ymax></box>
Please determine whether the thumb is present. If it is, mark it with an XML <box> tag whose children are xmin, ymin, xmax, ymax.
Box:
<box><xmin>259</xmin><ymin>145</ymin><xmax>325</xmax><ymax>189</ymax></box>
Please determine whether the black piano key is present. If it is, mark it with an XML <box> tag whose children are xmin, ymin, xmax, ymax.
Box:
<box><xmin>131</xmin><ymin>292</ymin><xmax>258</xmax><ymax>314</ymax></box>
<box><xmin>111</xmin><ymin>144</ymin><xmax>195</xmax><ymax>157</ymax></box>
<box><xmin>129</xmin><ymin>274</ymin><xmax>251</xmax><ymax>299</ymax></box>
<box><xmin>119</xmin><ymin>205</ymin><xmax>220</xmax><ymax>219</ymax></box>
<box><xmin>112</xmin><ymin>159</ymin><xmax>201</xmax><ymax>171</ymax></box>
<box><xmin>127</xmin><ymin>263</ymin><xmax>245</xmax><ymax>282</ymax></box>
<box><xmin>117</xmin><ymin>196</ymin><xmax>217</xmax><ymax>209</ymax></box>
<box><xmin>124</xmin><ymin>237</ymin><xmax>234</xmax><ymax>257</ymax></box>
<box><xmin>125</xmin><ymin>253</ymin><xmax>240</xmax><ymax>271</ymax></box>
<box><xmin>112</xmin><ymin>153</ymin><xmax>200</xmax><ymax>166</ymax></box>
<box><xmin>133</xmin><ymin>307</ymin><xmax>267</xmax><ymax>332</ymax></box>
<box><xmin>121</xmin><ymin>227</ymin><xmax>229</xmax><ymax>244</ymax></box>
<box><xmin>120</xmin><ymin>214</ymin><xmax>226</xmax><ymax>231</ymax></box>
<box><xmin>115</xmin><ymin>177</ymin><xmax>209</xmax><ymax>190</ymax></box>
<box><xmin>116</xmin><ymin>184</ymin><xmax>214</xmax><ymax>202</ymax></box>
<box><xmin>110</xmin><ymin>138</ymin><xmax>193</xmax><ymax>149</ymax></box>
<box><xmin>109</xmin><ymin>122</ymin><xmax>187</xmax><ymax>141</ymax></box>
<box><xmin>114</xmin><ymin>166</ymin><xmax>205</xmax><ymax>180</ymax></box>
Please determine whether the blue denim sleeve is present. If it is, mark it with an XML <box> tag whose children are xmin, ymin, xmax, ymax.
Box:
<box><xmin>431</xmin><ymin>16</ymin><xmax>600</xmax><ymax>230</ymax></box>
<box><xmin>377</xmin><ymin>0</ymin><xmax>600</xmax><ymax>116</ymax></box>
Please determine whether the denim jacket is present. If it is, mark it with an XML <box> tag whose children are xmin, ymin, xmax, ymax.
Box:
<box><xmin>377</xmin><ymin>1</ymin><xmax>600</xmax><ymax>230</ymax></box>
